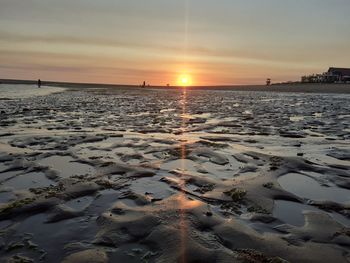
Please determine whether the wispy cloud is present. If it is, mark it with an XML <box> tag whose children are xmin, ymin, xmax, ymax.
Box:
<box><xmin>1</xmin><ymin>0</ymin><xmax>350</xmax><ymax>85</ymax></box>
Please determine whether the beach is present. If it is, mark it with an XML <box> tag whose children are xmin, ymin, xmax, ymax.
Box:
<box><xmin>0</xmin><ymin>83</ymin><xmax>349</xmax><ymax>262</ymax></box>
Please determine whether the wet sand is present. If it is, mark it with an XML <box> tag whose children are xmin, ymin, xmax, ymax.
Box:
<box><xmin>2</xmin><ymin>78</ymin><xmax>350</xmax><ymax>94</ymax></box>
<box><xmin>0</xmin><ymin>84</ymin><xmax>349</xmax><ymax>262</ymax></box>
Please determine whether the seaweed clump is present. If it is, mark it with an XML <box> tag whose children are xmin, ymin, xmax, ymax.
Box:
<box><xmin>236</xmin><ymin>249</ymin><xmax>289</xmax><ymax>263</ymax></box>
<box><xmin>224</xmin><ymin>188</ymin><xmax>247</xmax><ymax>201</ymax></box>
<box><xmin>0</xmin><ymin>198</ymin><xmax>36</xmax><ymax>214</ymax></box>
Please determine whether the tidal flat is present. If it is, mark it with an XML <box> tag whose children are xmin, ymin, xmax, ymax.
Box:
<box><xmin>0</xmin><ymin>84</ymin><xmax>349</xmax><ymax>262</ymax></box>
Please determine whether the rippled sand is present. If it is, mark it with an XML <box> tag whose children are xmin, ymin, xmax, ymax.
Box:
<box><xmin>0</xmin><ymin>85</ymin><xmax>349</xmax><ymax>262</ymax></box>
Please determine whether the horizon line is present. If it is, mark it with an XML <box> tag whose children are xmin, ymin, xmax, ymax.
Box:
<box><xmin>0</xmin><ymin>77</ymin><xmax>301</xmax><ymax>88</ymax></box>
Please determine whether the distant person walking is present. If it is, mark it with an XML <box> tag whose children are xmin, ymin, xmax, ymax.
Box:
<box><xmin>38</xmin><ymin>79</ymin><xmax>41</xmax><ymax>88</ymax></box>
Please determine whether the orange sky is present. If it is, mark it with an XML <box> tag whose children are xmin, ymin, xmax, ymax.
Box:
<box><xmin>1</xmin><ymin>0</ymin><xmax>350</xmax><ymax>86</ymax></box>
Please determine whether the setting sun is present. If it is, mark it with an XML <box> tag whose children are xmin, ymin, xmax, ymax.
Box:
<box><xmin>178</xmin><ymin>74</ymin><xmax>193</xmax><ymax>86</ymax></box>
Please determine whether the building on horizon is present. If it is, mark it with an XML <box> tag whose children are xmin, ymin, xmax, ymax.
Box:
<box><xmin>301</xmin><ymin>67</ymin><xmax>350</xmax><ymax>83</ymax></box>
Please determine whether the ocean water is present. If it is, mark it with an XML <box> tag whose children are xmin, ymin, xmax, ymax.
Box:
<box><xmin>0</xmin><ymin>84</ymin><xmax>65</xmax><ymax>99</ymax></box>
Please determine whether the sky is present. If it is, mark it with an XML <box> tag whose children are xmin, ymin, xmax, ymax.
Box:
<box><xmin>0</xmin><ymin>0</ymin><xmax>350</xmax><ymax>86</ymax></box>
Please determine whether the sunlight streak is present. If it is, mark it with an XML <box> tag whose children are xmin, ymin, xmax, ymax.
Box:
<box><xmin>179</xmin><ymin>87</ymin><xmax>188</xmax><ymax>263</ymax></box>
<box><xmin>178</xmin><ymin>1</ymin><xmax>192</xmax><ymax>259</ymax></box>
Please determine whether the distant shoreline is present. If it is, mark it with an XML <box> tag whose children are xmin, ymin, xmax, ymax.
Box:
<box><xmin>1</xmin><ymin>78</ymin><xmax>350</xmax><ymax>94</ymax></box>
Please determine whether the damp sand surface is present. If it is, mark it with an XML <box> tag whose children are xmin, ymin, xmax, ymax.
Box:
<box><xmin>0</xmin><ymin>84</ymin><xmax>66</xmax><ymax>99</ymax></box>
<box><xmin>0</xmin><ymin>84</ymin><xmax>349</xmax><ymax>262</ymax></box>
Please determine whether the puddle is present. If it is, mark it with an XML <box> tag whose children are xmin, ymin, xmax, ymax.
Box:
<box><xmin>91</xmin><ymin>188</ymin><xmax>123</xmax><ymax>214</ymax></box>
<box><xmin>0</xmin><ymin>191</ymin><xmax>15</xmax><ymax>203</ymax></box>
<box><xmin>1</xmin><ymin>172</ymin><xmax>54</xmax><ymax>190</ymax></box>
<box><xmin>161</xmin><ymin>159</ymin><xmax>198</xmax><ymax>172</ymax></box>
<box><xmin>278</xmin><ymin>173</ymin><xmax>350</xmax><ymax>203</ymax></box>
<box><xmin>14</xmin><ymin>212</ymin><xmax>98</xmax><ymax>262</ymax></box>
<box><xmin>149</xmin><ymin>142</ymin><xmax>172</xmax><ymax>147</ymax></box>
<box><xmin>64</xmin><ymin>196</ymin><xmax>94</xmax><ymax>210</ymax></box>
<box><xmin>201</xmin><ymin>161</ymin><xmax>238</xmax><ymax>180</ymax></box>
<box><xmin>273</xmin><ymin>200</ymin><xmax>350</xmax><ymax>227</ymax></box>
<box><xmin>125</xmin><ymin>158</ymin><xmax>143</xmax><ymax>165</ymax></box>
<box><xmin>114</xmin><ymin>147</ymin><xmax>136</xmax><ymax>155</ymax></box>
<box><xmin>130</xmin><ymin>177</ymin><xmax>174</xmax><ymax>200</ymax></box>
<box><xmin>234</xmin><ymin>172</ymin><xmax>260</xmax><ymax>181</ymax></box>
<box><xmin>290</xmin><ymin>116</ymin><xmax>304</xmax><ymax>122</ymax></box>
<box><xmin>78</xmin><ymin>136</ymin><xmax>123</xmax><ymax>149</ymax></box>
<box><xmin>300</xmin><ymin>171</ymin><xmax>324</xmax><ymax>178</ymax></box>
<box><xmin>39</xmin><ymin>156</ymin><xmax>95</xmax><ymax>178</ymax></box>
<box><xmin>75</xmin><ymin>148</ymin><xmax>109</xmax><ymax>158</ymax></box>
<box><xmin>207</xmin><ymin>116</ymin><xmax>238</xmax><ymax>125</ymax></box>
<box><xmin>119</xmin><ymin>198</ymin><xmax>140</xmax><ymax>207</ymax></box>
<box><xmin>0</xmin><ymin>220</ymin><xmax>12</xmax><ymax>229</ymax></box>
<box><xmin>160</xmin><ymin>108</ymin><xmax>176</xmax><ymax>113</ymax></box>
<box><xmin>109</xmin><ymin>243</ymin><xmax>155</xmax><ymax>263</ymax></box>
<box><xmin>128</xmin><ymin>112</ymin><xmax>151</xmax><ymax>117</ymax></box>
<box><xmin>0</xmin><ymin>162</ymin><xmax>10</xmax><ymax>172</ymax></box>
<box><xmin>0</xmin><ymin>170</ymin><xmax>24</xmax><ymax>182</ymax></box>
<box><xmin>181</xmin><ymin>113</ymin><xmax>211</xmax><ymax>119</ymax></box>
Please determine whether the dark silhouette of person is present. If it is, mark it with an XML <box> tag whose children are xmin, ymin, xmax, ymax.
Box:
<box><xmin>266</xmin><ymin>78</ymin><xmax>271</xmax><ymax>86</ymax></box>
<box><xmin>38</xmin><ymin>79</ymin><xmax>41</xmax><ymax>88</ymax></box>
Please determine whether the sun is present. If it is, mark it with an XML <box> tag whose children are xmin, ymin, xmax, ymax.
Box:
<box><xmin>177</xmin><ymin>74</ymin><xmax>193</xmax><ymax>86</ymax></box>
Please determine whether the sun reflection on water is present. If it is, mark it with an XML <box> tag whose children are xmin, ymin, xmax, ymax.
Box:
<box><xmin>179</xmin><ymin>87</ymin><xmax>188</xmax><ymax>263</ymax></box>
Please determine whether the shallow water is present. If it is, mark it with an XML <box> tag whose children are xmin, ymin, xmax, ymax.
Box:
<box><xmin>2</xmin><ymin>172</ymin><xmax>54</xmax><ymax>190</ymax></box>
<box><xmin>0</xmin><ymin>86</ymin><xmax>350</xmax><ymax>262</ymax></box>
<box><xmin>161</xmin><ymin>159</ymin><xmax>198</xmax><ymax>172</ymax></box>
<box><xmin>0</xmin><ymin>84</ymin><xmax>65</xmax><ymax>99</ymax></box>
<box><xmin>273</xmin><ymin>200</ymin><xmax>350</xmax><ymax>227</ymax></box>
<box><xmin>0</xmin><ymin>170</ymin><xmax>24</xmax><ymax>183</ymax></box>
<box><xmin>278</xmin><ymin>173</ymin><xmax>350</xmax><ymax>203</ymax></box>
<box><xmin>39</xmin><ymin>156</ymin><xmax>95</xmax><ymax>178</ymax></box>
<box><xmin>64</xmin><ymin>196</ymin><xmax>94</xmax><ymax>210</ymax></box>
<box><xmin>0</xmin><ymin>163</ymin><xmax>9</xmax><ymax>172</ymax></box>
<box><xmin>130</xmin><ymin>177</ymin><xmax>174</xmax><ymax>200</ymax></box>
<box><xmin>14</xmin><ymin>212</ymin><xmax>98</xmax><ymax>262</ymax></box>
<box><xmin>0</xmin><ymin>191</ymin><xmax>15</xmax><ymax>204</ymax></box>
